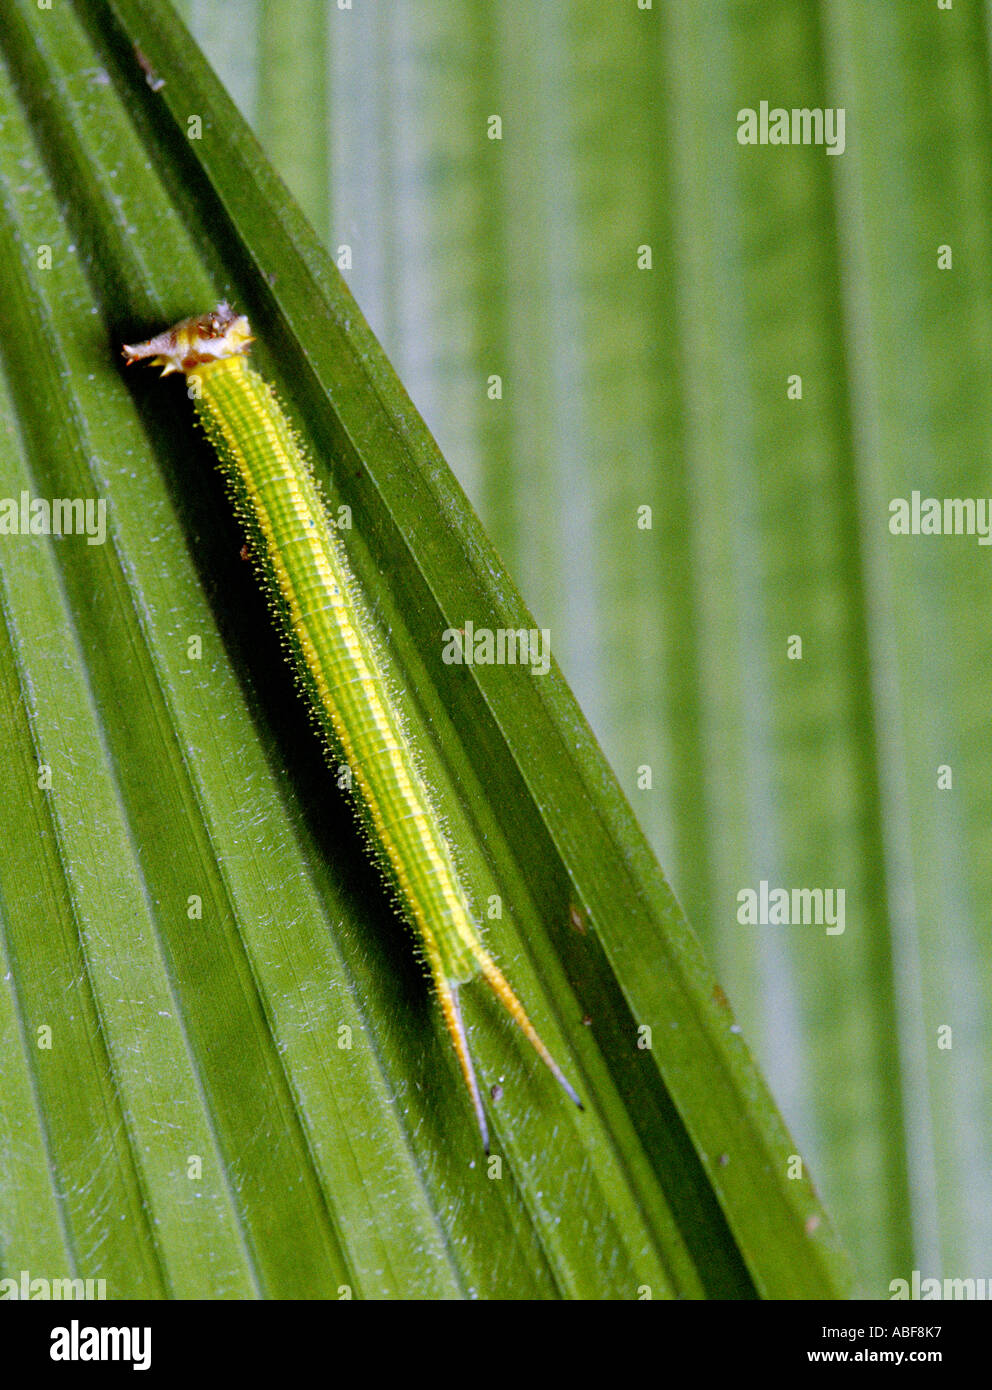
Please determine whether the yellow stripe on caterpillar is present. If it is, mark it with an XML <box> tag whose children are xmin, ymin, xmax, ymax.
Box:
<box><xmin>123</xmin><ymin>304</ymin><xmax>582</xmax><ymax>1152</ymax></box>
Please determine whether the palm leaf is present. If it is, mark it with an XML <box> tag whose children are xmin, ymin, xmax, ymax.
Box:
<box><xmin>0</xmin><ymin>0</ymin><xmax>851</xmax><ymax>1298</ymax></box>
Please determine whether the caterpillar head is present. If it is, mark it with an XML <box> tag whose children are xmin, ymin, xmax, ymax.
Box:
<box><xmin>122</xmin><ymin>302</ymin><xmax>254</xmax><ymax>375</ymax></box>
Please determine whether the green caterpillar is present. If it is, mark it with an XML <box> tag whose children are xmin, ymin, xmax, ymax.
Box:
<box><xmin>124</xmin><ymin>304</ymin><xmax>581</xmax><ymax>1151</ymax></box>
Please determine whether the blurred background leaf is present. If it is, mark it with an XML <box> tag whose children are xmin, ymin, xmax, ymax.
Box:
<box><xmin>0</xmin><ymin>0</ymin><xmax>855</xmax><ymax>1300</ymax></box>
<box><xmin>175</xmin><ymin>0</ymin><xmax>992</xmax><ymax>1296</ymax></box>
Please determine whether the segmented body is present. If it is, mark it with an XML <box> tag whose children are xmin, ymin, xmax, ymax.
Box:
<box><xmin>123</xmin><ymin>306</ymin><xmax>580</xmax><ymax>1149</ymax></box>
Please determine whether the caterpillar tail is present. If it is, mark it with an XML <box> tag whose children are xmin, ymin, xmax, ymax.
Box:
<box><xmin>437</xmin><ymin>952</ymin><xmax>583</xmax><ymax>1154</ymax></box>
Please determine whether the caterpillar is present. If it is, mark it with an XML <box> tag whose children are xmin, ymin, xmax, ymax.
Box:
<box><xmin>123</xmin><ymin>303</ymin><xmax>581</xmax><ymax>1151</ymax></box>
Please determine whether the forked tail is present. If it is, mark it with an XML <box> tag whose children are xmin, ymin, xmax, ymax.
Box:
<box><xmin>438</xmin><ymin>951</ymin><xmax>583</xmax><ymax>1153</ymax></box>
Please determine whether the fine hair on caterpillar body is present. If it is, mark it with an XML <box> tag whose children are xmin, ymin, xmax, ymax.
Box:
<box><xmin>123</xmin><ymin>303</ymin><xmax>583</xmax><ymax>1151</ymax></box>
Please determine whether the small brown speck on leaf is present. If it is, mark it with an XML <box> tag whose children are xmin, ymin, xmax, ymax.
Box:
<box><xmin>133</xmin><ymin>44</ymin><xmax>165</xmax><ymax>92</ymax></box>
